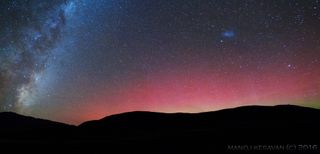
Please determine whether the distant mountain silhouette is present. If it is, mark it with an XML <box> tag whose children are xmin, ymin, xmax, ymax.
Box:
<box><xmin>0</xmin><ymin>112</ymin><xmax>75</xmax><ymax>142</ymax></box>
<box><xmin>1</xmin><ymin>105</ymin><xmax>320</xmax><ymax>153</ymax></box>
<box><xmin>80</xmin><ymin>105</ymin><xmax>320</xmax><ymax>130</ymax></box>
<box><xmin>0</xmin><ymin>112</ymin><xmax>73</xmax><ymax>129</ymax></box>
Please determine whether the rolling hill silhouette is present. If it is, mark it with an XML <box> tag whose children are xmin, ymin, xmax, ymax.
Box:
<box><xmin>1</xmin><ymin>105</ymin><xmax>320</xmax><ymax>153</ymax></box>
<box><xmin>0</xmin><ymin>112</ymin><xmax>73</xmax><ymax>129</ymax></box>
<box><xmin>0</xmin><ymin>112</ymin><xmax>75</xmax><ymax>142</ymax></box>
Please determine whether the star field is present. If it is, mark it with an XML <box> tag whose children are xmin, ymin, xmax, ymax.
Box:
<box><xmin>1</xmin><ymin>0</ymin><xmax>320</xmax><ymax>124</ymax></box>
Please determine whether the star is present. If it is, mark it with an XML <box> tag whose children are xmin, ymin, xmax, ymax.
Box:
<box><xmin>287</xmin><ymin>64</ymin><xmax>296</xmax><ymax>70</ymax></box>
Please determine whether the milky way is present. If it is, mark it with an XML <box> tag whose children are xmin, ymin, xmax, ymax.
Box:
<box><xmin>1</xmin><ymin>0</ymin><xmax>320</xmax><ymax>124</ymax></box>
<box><xmin>0</xmin><ymin>0</ymin><xmax>75</xmax><ymax>110</ymax></box>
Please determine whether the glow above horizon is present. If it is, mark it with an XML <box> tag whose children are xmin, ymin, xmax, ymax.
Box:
<box><xmin>0</xmin><ymin>0</ymin><xmax>320</xmax><ymax>124</ymax></box>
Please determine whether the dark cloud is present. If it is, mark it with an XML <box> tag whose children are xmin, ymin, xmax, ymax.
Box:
<box><xmin>0</xmin><ymin>0</ymin><xmax>70</xmax><ymax>110</ymax></box>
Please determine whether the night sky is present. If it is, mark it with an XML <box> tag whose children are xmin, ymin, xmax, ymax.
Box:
<box><xmin>1</xmin><ymin>0</ymin><xmax>320</xmax><ymax>124</ymax></box>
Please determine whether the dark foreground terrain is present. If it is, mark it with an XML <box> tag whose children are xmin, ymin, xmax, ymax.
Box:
<box><xmin>1</xmin><ymin>105</ymin><xmax>320</xmax><ymax>153</ymax></box>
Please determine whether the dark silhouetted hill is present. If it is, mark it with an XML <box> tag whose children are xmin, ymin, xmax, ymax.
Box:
<box><xmin>79</xmin><ymin>104</ymin><xmax>320</xmax><ymax>137</ymax></box>
<box><xmin>77</xmin><ymin>105</ymin><xmax>320</xmax><ymax>153</ymax></box>
<box><xmin>0</xmin><ymin>112</ymin><xmax>75</xmax><ymax>144</ymax></box>
<box><xmin>80</xmin><ymin>105</ymin><xmax>320</xmax><ymax>130</ymax></box>
<box><xmin>0</xmin><ymin>112</ymin><xmax>73</xmax><ymax>129</ymax></box>
<box><xmin>1</xmin><ymin>105</ymin><xmax>320</xmax><ymax>153</ymax></box>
